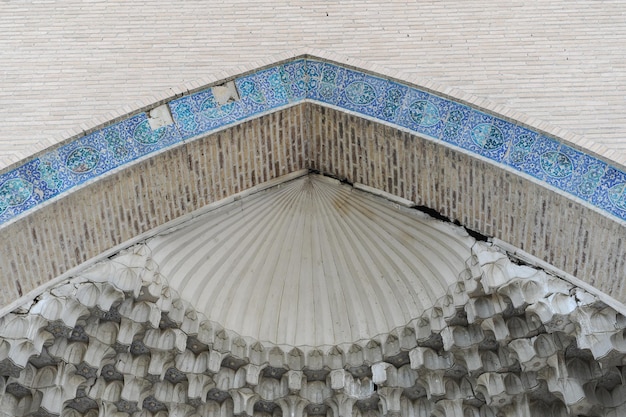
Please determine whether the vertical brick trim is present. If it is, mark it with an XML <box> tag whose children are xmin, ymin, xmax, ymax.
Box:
<box><xmin>1</xmin><ymin>102</ymin><xmax>626</xmax><ymax>308</ymax></box>
<box><xmin>0</xmin><ymin>105</ymin><xmax>306</xmax><ymax>308</ymax></box>
<box><xmin>307</xmin><ymin>104</ymin><xmax>626</xmax><ymax>299</ymax></box>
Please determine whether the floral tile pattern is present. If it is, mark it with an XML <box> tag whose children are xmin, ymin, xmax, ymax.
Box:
<box><xmin>235</xmin><ymin>66</ymin><xmax>290</xmax><ymax>114</ymax></box>
<box><xmin>512</xmin><ymin>135</ymin><xmax>562</xmax><ymax>181</ymax></box>
<box><xmin>306</xmin><ymin>60</ymin><xmax>347</xmax><ymax>106</ymax></box>
<box><xmin>397</xmin><ymin>89</ymin><xmax>445</xmax><ymax>140</ymax></box>
<box><xmin>337</xmin><ymin>71</ymin><xmax>395</xmax><ymax>121</ymax></box>
<box><xmin>591</xmin><ymin>167</ymin><xmax>626</xmax><ymax>219</ymax></box>
<box><xmin>0</xmin><ymin>58</ymin><xmax>625</xmax><ymax>225</ymax></box>
<box><xmin>505</xmin><ymin>126</ymin><xmax>540</xmax><ymax>171</ymax></box>
<box><xmin>459</xmin><ymin>111</ymin><xmax>515</xmax><ymax>163</ymax></box>
<box><xmin>568</xmin><ymin>152</ymin><xmax>607</xmax><ymax>199</ymax></box>
<box><xmin>443</xmin><ymin>105</ymin><xmax>473</xmax><ymax>146</ymax></box>
<box><xmin>280</xmin><ymin>60</ymin><xmax>308</xmax><ymax>102</ymax></box>
<box><xmin>57</xmin><ymin>131</ymin><xmax>111</xmax><ymax>183</ymax></box>
<box><xmin>0</xmin><ymin>170</ymin><xmax>36</xmax><ymax>223</ymax></box>
<box><xmin>169</xmin><ymin>91</ymin><xmax>249</xmax><ymax>140</ymax></box>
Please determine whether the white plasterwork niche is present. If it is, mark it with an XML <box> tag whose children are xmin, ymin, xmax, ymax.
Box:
<box><xmin>1</xmin><ymin>174</ymin><xmax>626</xmax><ymax>417</ymax></box>
<box><xmin>145</xmin><ymin>174</ymin><xmax>476</xmax><ymax>348</ymax></box>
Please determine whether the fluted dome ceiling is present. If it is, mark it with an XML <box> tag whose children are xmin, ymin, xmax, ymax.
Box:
<box><xmin>146</xmin><ymin>174</ymin><xmax>476</xmax><ymax>348</ymax></box>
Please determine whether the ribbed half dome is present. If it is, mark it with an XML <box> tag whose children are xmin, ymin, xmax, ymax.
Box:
<box><xmin>147</xmin><ymin>175</ymin><xmax>475</xmax><ymax>347</ymax></box>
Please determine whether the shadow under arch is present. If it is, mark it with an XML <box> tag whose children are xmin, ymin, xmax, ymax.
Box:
<box><xmin>0</xmin><ymin>52</ymin><xmax>624</xmax><ymax>318</ymax></box>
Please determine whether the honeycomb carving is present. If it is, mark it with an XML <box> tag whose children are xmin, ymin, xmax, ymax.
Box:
<box><xmin>0</xmin><ymin>243</ymin><xmax>625</xmax><ymax>416</ymax></box>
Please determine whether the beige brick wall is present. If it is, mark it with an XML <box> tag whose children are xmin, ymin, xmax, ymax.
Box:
<box><xmin>3</xmin><ymin>1</ymin><xmax>626</xmax><ymax>169</ymax></box>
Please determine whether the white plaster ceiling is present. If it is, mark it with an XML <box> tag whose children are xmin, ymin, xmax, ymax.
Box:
<box><xmin>146</xmin><ymin>175</ymin><xmax>476</xmax><ymax>348</ymax></box>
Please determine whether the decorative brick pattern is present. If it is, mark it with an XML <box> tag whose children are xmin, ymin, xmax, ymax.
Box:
<box><xmin>2</xmin><ymin>58</ymin><xmax>626</xmax><ymax>225</ymax></box>
<box><xmin>4</xmin><ymin>2</ymin><xmax>626</xmax><ymax>170</ymax></box>
<box><xmin>0</xmin><ymin>106</ymin><xmax>306</xmax><ymax>308</ymax></box>
<box><xmin>307</xmin><ymin>104</ymin><xmax>626</xmax><ymax>301</ymax></box>
<box><xmin>1</xmin><ymin>59</ymin><xmax>626</xmax><ymax>310</ymax></box>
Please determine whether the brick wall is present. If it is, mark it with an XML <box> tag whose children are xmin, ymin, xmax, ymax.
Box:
<box><xmin>307</xmin><ymin>104</ymin><xmax>626</xmax><ymax>299</ymax></box>
<box><xmin>1</xmin><ymin>102</ymin><xmax>625</xmax><ymax>309</ymax></box>
<box><xmin>0</xmin><ymin>105</ymin><xmax>306</xmax><ymax>307</ymax></box>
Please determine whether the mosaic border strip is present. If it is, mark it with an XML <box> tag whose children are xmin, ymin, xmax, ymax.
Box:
<box><xmin>1</xmin><ymin>58</ymin><xmax>625</xmax><ymax>225</ymax></box>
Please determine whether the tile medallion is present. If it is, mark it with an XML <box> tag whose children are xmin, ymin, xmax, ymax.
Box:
<box><xmin>408</xmin><ymin>100</ymin><xmax>440</xmax><ymax>128</ymax></box>
<box><xmin>397</xmin><ymin>89</ymin><xmax>446</xmax><ymax>140</ymax></box>
<box><xmin>461</xmin><ymin>111</ymin><xmax>514</xmax><ymax>163</ymax></box>
<box><xmin>57</xmin><ymin>131</ymin><xmax>109</xmax><ymax>183</ymax></box>
<box><xmin>65</xmin><ymin>146</ymin><xmax>100</xmax><ymax>174</ymax></box>
<box><xmin>338</xmin><ymin>72</ymin><xmax>396</xmax><ymax>121</ymax></box>
<box><xmin>0</xmin><ymin>160</ymin><xmax>43</xmax><ymax>224</ymax></box>
<box><xmin>0</xmin><ymin>178</ymin><xmax>32</xmax><ymax>215</ymax></box>
<box><xmin>542</xmin><ymin>145</ymin><xmax>602</xmax><ymax>197</ymax></box>
<box><xmin>541</xmin><ymin>150</ymin><xmax>573</xmax><ymax>179</ymax></box>
<box><xmin>518</xmin><ymin>135</ymin><xmax>562</xmax><ymax>181</ymax></box>
<box><xmin>344</xmin><ymin>79</ymin><xmax>376</xmax><ymax>106</ymax></box>
<box><xmin>1</xmin><ymin>58</ymin><xmax>626</xmax><ymax>225</ymax></box>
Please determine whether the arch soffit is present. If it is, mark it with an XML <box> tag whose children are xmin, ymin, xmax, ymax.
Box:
<box><xmin>0</xmin><ymin>51</ymin><xmax>625</xmax><ymax>310</ymax></box>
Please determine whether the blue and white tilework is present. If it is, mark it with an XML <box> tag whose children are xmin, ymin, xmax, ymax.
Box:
<box><xmin>306</xmin><ymin>60</ymin><xmax>347</xmax><ymax>105</ymax></box>
<box><xmin>235</xmin><ymin>66</ymin><xmax>290</xmax><ymax>114</ymax></box>
<box><xmin>279</xmin><ymin>60</ymin><xmax>308</xmax><ymax>102</ymax></box>
<box><xmin>569</xmin><ymin>152</ymin><xmax>607</xmax><ymax>200</ymax></box>
<box><xmin>169</xmin><ymin>88</ymin><xmax>249</xmax><ymax>139</ymax></box>
<box><xmin>2</xmin><ymin>57</ymin><xmax>626</xmax><ymax>225</ymax></box>
<box><xmin>592</xmin><ymin>167</ymin><xmax>626</xmax><ymax>219</ymax></box>
<box><xmin>397</xmin><ymin>89</ymin><xmax>446</xmax><ymax>139</ymax></box>
<box><xmin>336</xmin><ymin>71</ymin><xmax>408</xmax><ymax>123</ymax></box>
<box><xmin>508</xmin><ymin>134</ymin><xmax>562</xmax><ymax>182</ymax></box>
<box><xmin>0</xmin><ymin>112</ymin><xmax>182</xmax><ymax>224</ymax></box>
<box><xmin>505</xmin><ymin>126</ymin><xmax>540</xmax><ymax>170</ymax></box>
<box><xmin>440</xmin><ymin>102</ymin><xmax>472</xmax><ymax>147</ymax></box>
<box><xmin>461</xmin><ymin>111</ymin><xmax>514</xmax><ymax>163</ymax></box>
<box><xmin>0</xmin><ymin>166</ymin><xmax>38</xmax><ymax>223</ymax></box>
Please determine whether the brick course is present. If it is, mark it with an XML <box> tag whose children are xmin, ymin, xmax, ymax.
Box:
<box><xmin>0</xmin><ymin>105</ymin><xmax>306</xmax><ymax>308</ymax></box>
<box><xmin>307</xmin><ymin>105</ymin><xmax>626</xmax><ymax>299</ymax></box>
<box><xmin>1</xmin><ymin>102</ymin><xmax>625</xmax><ymax>310</ymax></box>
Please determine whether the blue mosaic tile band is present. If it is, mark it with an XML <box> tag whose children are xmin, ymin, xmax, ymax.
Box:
<box><xmin>2</xmin><ymin>58</ymin><xmax>626</xmax><ymax>224</ymax></box>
